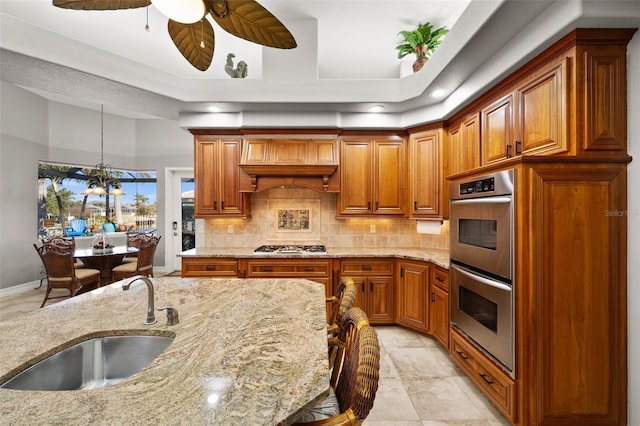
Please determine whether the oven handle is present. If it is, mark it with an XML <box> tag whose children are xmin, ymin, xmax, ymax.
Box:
<box><xmin>451</xmin><ymin>264</ymin><xmax>512</xmax><ymax>292</ymax></box>
<box><xmin>451</xmin><ymin>196</ymin><xmax>511</xmax><ymax>205</ymax></box>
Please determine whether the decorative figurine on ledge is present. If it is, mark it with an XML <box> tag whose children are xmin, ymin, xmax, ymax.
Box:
<box><xmin>224</xmin><ymin>53</ymin><xmax>248</xmax><ymax>78</ymax></box>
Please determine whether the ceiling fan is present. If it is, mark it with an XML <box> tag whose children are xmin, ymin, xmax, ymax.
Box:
<box><xmin>52</xmin><ymin>0</ymin><xmax>297</xmax><ymax>71</ymax></box>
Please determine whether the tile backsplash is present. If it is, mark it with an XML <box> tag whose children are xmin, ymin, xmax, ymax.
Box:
<box><xmin>204</xmin><ymin>187</ymin><xmax>449</xmax><ymax>249</ymax></box>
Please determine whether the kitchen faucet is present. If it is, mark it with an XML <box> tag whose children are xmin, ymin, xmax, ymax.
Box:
<box><xmin>122</xmin><ymin>275</ymin><xmax>156</xmax><ymax>325</ymax></box>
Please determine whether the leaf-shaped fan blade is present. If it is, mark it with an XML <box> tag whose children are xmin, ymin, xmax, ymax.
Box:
<box><xmin>168</xmin><ymin>19</ymin><xmax>215</xmax><ymax>71</ymax></box>
<box><xmin>209</xmin><ymin>0</ymin><xmax>296</xmax><ymax>49</ymax></box>
<box><xmin>52</xmin><ymin>0</ymin><xmax>150</xmax><ymax>10</ymax></box>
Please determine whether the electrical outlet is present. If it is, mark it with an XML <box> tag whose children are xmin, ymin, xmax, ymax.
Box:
<box><xmin>227</xmin><ymin>225</ymin><xmax>234</xmax><ymax>234</ymax></box>
<box><xmin>370</xmin><ymin>224</ymin><xmax>376</xmax><ymax>233</ymax></box>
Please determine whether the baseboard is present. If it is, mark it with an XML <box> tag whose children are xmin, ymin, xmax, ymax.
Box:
<box><xmin>0</xmin><ymin>280</ymin><xmax>42</xmax><ymax>298</ymax></box>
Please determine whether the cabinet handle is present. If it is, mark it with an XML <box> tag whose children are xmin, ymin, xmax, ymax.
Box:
<box><xmin>205</xmin><ymin>265</ymin><xmax>217</xmax><ymax>271</ymax></box>
<box><xmin>400</xmin><ymin>268</ymin><xmax>404</xmax><ymax>278</ymax></box>
<box><xmin>515</xmin><ymin>140</ymin><xmax>522</xmax><ymax>155</ymax></box>
<box><xmin>506</xmin><ymin>143</ymin><xmax>512</xmax><ymax>158</ymax></box>
<box><xmin>221</xmin><ymin>201</ymin><xmax>225</xmax><ymax>209</ymax></box>
<box><xmin>479</xmin><ymin>373</ymin><xmax>494</xmax><ymax>386</ymax></box>
<box><xmin>261</xmin><ymin>267</ymin><xmax>273</xmax><ymax>272</ymax></box>
<box><xmin>361</xmin><ymin>282</ymin><xmax>365</xmax><ymax>293</ymax></box>
<box><xmin>363</xmin><ymin>265</ymin><xmax>372</xmax><ymax>271</ymax></box>
<box><xmin>368</xmin><ymin>201</ymin><xmax>371</xmax><ymax>210</ymax></box>
<box><xmin>414</xmin><ymin>201</ymin><xmax>417</xmax><ymax>210</ymax></box>
<box><xmin>455</xmin><ymin>350</ymin><xmax>469</xmax><ymax>361</ymax></box>
<box><xmin>370</xmin><ymin>282</ymin><xmax>373</xmax><ymax>292</ymax></box>
<box><xmin>304</xmin><ymin>267</ymin><xmax>314</xmax><ymax>272</ymax></box>
<box><xmin>431</xmin><ymin>291</ymin><xmax>435</xmax><ymax>302</ymax></box>
<box><xmin>213</xmin><ymin>200</ymin><xmax>217</xmax><ymax>210</ymax></box>
<box><xmin>435</xmin><ymin>276</ymin><xmax>444</xmax><ymax>282</ymax></box>
<box><xmin>376</xmin><ymin>201</ymin><xmax>379</xmax><ymax>210</ymax></box>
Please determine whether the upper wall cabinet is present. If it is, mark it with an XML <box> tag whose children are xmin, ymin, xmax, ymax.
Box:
<box><xmin>448</xmin><ymin>112</ymin><xmax>480</xmax><ymax>176</ymax></box>
<box><xmin>447</xmin><ymin>28</ymin><xmax>636</xmax><ymax>177</ymax></box>
<box><xmin>194</xmin><ymin>136</ymin><xmax>250</xmax><ymax>217</ymax></box>
<box><xmin>338</xmin><ymin>136</ymin><xmax>406</xmax><ymax>216</ymax></box>
<box><xmin>482</xmin><ymin>55</ymin><xmax>569</xmax><ymax>164</ymax></box>
<box><xmin>408</xmin><ymin>127</ymin><xmax>447</xmax><ymax>218</ymax></box>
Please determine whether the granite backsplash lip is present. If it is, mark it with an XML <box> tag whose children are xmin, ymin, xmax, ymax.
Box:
<box><xmin>179</xmin><ymin>247</ymin><xmax>451</xmax><ymax>269</ymax></box>
<box><xmin>0</xmin><ymin>277</ymin><xmax>329</xmax><ymax>426</ymax></box>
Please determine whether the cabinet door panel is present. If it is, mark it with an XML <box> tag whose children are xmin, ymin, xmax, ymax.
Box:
<box><xmin>411</xmin><ymin>131</ymin><xmax>441</xmax><ymax>216</ymax></box>
<box><xmin>374</xmin><ymin>141</ymin><xmax>405</xmax><ymax>214</ymax></box>
<box><xmin>430</xmin><ymin>285</ymin><xmax>449</xmax><ymax>348</ymax></box>
<box><xmin>398</xmin><ymin>265</ymin><xmax>429</xmax><ymax>330</ymax></box>
<box><xmin>369</xmin><ymin>276</ymin><xmax>394</xmax><ymax>323</ymax></box>
<box><xmin>481</xmin><ymin>94</ymin><xmax>514</xmax><ymax>164</ymax></box>
<box><xmin>195</xmin><ymin>141</ymin><xmax>219</xmax><ymax>215</ymax></box>
<box><xmin>340</xmin><ymin>141</ymin><xmax>372</xmax><ymax>214</ymax></box>
<box><xmin>219</xmin><ymin>140</ymin><xmax>244</xmax><ymax>214</ymax></box>
<box><xmin>516</xmin><ymin>58</ymin><xmax>568</xmax><ymax>155</ymax></box>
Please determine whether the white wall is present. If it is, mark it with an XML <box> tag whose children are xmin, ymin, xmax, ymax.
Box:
<box><xmin>0</xmin><ymin>87</ymin><xmax>194</xmax><ymax>290</ymax></box>
<box><xmin>626</xmin><ymin>30</ymin><xmax>639</xmax><ymax>426</ymax></box>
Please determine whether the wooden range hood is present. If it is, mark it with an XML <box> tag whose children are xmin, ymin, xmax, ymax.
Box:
<box><xmin>239</xmin><ymin>138</ymin><xmax>340</xmax><ymax>192</ymax></box>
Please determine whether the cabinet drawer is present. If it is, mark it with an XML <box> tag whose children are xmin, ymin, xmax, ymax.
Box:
<box><xmin>181</xmin><ymin>258</ymin><xmax>238</xmax><ymax>277</ymax></box>
<box><xmin>246</xmin><ymin>260</ymin><xmax>330</xmax><ymax>278</ymax></box>
<box><xmin>432</xmin><ymin>266</ymin><xmax>449</xmax><ymax>291</ymax></box>
<box><xmin>450</xmin><ymin>329</ymin><xmax>515</xmax><ymax>423</ymax></box>
<box><xmin>340</xmin><ymin>259</ymin><xmax>393</xmax><ymax>276</ymax></box>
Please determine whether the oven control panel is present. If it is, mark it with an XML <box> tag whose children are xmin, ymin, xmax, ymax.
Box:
<box><xmin>459</xmin><ymin>177</ymin><xmax>495</xmax><ymax>195</ymax></box>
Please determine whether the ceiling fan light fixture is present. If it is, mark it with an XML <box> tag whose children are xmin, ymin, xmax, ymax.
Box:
<box><xmin>151</xmin><ymin>0</ymin><xmax>206</xmax><ymax>24</ymax></box>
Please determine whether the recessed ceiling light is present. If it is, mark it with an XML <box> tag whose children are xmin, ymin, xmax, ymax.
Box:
<box><xmin>431</xmin><ymin>89</ymin><xmax>448</xmax><ymax>98</ymax></box>
<box><xmin>206</xmin><ymin>105</ymin><xmax>223</xmax><ymax>113</ymax></box>
<box><xmin>368</xmin><ymin>105</ymin><xmax>385</xmax><ymax>113</ymax></box>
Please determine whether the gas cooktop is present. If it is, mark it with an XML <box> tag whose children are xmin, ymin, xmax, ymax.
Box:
<box><xmin>253</xmin><ymin>245</ymin><xmax>327</xmax><ymax>255</ymax></box>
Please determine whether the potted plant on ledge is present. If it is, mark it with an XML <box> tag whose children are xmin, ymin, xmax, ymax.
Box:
<box><xmin>396</xmin><ymin>22</ymin><xmax>449</xmax><ymax>73</ymax></box>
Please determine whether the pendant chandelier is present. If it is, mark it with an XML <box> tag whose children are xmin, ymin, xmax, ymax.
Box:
<box><xmin>83</xmin><ymin>105</ymin><xmax>124</xmax><ymax>196</ymax></box>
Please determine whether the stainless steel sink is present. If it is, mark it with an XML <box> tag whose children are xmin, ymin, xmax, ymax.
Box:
<box><xmin>0</xmin><ymin>334</ymin><xmax>174</xmax><ymax>391</ymax></box>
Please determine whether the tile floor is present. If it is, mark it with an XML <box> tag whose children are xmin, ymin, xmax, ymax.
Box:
<box><xmin>0</xmin><ymin>282</ymin><xmax>510</xmax><ymax>426</ymax></box>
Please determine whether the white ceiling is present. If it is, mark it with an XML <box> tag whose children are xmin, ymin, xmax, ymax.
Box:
<box><xmin>1</xmin><ymin>0</ymin><xmax>639</xmax><ymax>125</ymax></box>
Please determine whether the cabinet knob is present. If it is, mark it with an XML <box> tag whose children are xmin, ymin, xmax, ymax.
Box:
<box><xmin>506</xmin><ymin>143</ymin><xmax>512</xmax><ymax>158</ymax></box>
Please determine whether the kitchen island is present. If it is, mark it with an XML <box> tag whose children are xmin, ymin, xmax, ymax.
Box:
<box><xmin>0</xmin><ymin>277</ymin><xmax>329</xmax><ymax>425</ymax></box>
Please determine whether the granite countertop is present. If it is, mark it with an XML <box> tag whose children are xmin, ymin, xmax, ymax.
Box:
<box><xmin>179</xmin><ymin>247</ymin><xmax>451</xmax><ymax>269</ymax></box>
<box><xmin>0</xmin><ymin>277</ymin><xmax>329</xmax><ymax>425</ymax></box>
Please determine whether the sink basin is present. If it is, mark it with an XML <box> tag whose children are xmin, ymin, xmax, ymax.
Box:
<box><xmin>1</xmin><ymin>334</ymin><xmax>174</xmax><ymax>391</ymax></box>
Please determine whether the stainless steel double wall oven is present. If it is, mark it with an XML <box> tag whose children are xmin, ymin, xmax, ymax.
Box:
<box><xmin>449</xmin><ymin>169</ymin><xmax>515</xmax><ymax>376</ymax></box>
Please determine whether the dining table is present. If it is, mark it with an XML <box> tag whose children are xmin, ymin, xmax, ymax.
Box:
<box><xmin>0</xmin><ymin>277</ymin><xmax>330</xmax><ymax>425</ymax></box>
<box><xmin>74</xmin><ymin>246</ymin><xmax>138</xmax><ymax>286</ymax></box>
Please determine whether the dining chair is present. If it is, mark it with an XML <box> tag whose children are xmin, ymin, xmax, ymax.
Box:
<box><xmin>41</xmin><ymin>237</ymin><xmax>84</xmax><ymax>269</ymax></box>
<box><xmin>293</xmin><ymin>307</ymin><xmax>380</xmax><ymax>425</ymax></box>
<box><xmin>120</xmin><ymin>232</ymin><xmax>146</xmax><ymax>264</ymax></box>
<box><xmin>34</xmin><ymin>241</ymin><xmax>101</xmax><ymax>308</ymax></box>
<box><xmin>111</xmin><ymin>235</ymin><xmax>161</xmax><ymax>282</ymax></box>
<box><xmin>327</xmin><ymin>277</ymin><xmax>357</xmax><ymax>369</ymax></box>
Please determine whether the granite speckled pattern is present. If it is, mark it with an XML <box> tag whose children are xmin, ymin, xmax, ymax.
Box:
<box><xmin>0</xmin><ymin>277</ymin><xmax>330</xmax><ymax>425</ymax></box>
<box><xmin>179</xmin><ymin>247</ymin><xmax>451</xmax><ymax>269</ymax></box>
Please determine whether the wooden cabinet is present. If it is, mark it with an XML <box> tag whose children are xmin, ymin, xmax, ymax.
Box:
<box><xmin>448</xmin><ymin>112</ymin><xmax>480</xmax><ymax>175</ymax></box>
<box><xmin>482</xmin><ymin>56</ymin><xmax>569</xmax><ymax>165</ymax></box>
<box><xmin>245</xmin><ymin>258</ymin><xmax>333</xmax><ymax>298</ymax></box>
<box><xmin>239</xmin><ymin>138</ymin><xmax>339</xmax><ymax>192</ymax></box>
<box><xmin>514</xmin><ymin>161</ymin><xmax>628</xmax><ymax>426</ymax></box>
<box><xmin>194</xmin><ymin>136</ymin><xmax>250</xmax><ymax>217</ymax></box>
<box><xmin>396</xmin><ymin>260</ymin><xmax>430</xmax><ymax>332</ymax></box>
<box><xmin>338</xmin><ymin>137</ymin><xmax>406</xmax><ymax>216</ymax></box>
<box><xmin>181</xmin><ymin>257</ymin><xmax>240</xmax><ymax>278</ymax></box>
<box><xmin>340</xmin><ymin>259</ymin><xmax>394</xmax><ymax>324</ymax></box>
<box><xmin>408</xmin><ymin>127</ymin><xmax>446</xmax><ymax>218</ymax></box>
<box><xmin>429</xmin><ymin>265</ymin><xmax>449</xmax><ymax>349</ymax></box>
<box><xmin>451</xmin><ymin>328</ymin><xmax>516</xmax><ymax>422</ymax></box>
